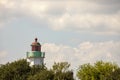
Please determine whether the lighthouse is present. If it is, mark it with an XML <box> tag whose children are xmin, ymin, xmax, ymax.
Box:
<box><xmin>26</xmin><ymin>38</ymin><xmax>45</xmax><ymax>66</ymax></box>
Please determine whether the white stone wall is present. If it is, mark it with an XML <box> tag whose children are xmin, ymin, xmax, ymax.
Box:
<box><xmin>27</xmin><ymin>57</ymin><xmax>44</xmax><ymax>66</ymax></box>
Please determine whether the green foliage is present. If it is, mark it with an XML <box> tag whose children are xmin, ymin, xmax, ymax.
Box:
<box><xmin>0</xmin><ymin>59</ymin><xmax>30</xmax><ymax>80</ymax></box>
<box><xmin>1</xmin><ymin>59</ymin><xmax>119</xmax><ymax>80</ymax></box>
<box><xmin>28</xmin><ymin>65</ymin><xmax>46</xmax><ymax>75</ymax></box>
<box><xmin>53</xmin><ymin>71</ymin><xmax>73</xmax><ymax>80</ymax></box>
<box><xmin>0</xmin><ymin>60</ymin><xmax>74</xmax><ymax>80</ymax></box>
<box><xmin>106</xmin><ymin>68</ymin><xmax>120</xmax><ymax>80</ymax></box>
<box><xmin>28</xmin><ymin>62</ymin><xmax>74</xmax><ymax>80</ymax></box>
<box><xmin>0</xmin><ymin>59</ymin><xmax>46</xmax><ymax>80</ymax></box>
<box><xmin>52</xmin><ymin>62</ymin><xmax>70</xmax><ymax>73</ymax></box>
<box><xmin>28</xmin><ymin>70</ymin><xmax>54</xmax><ymax>80</ymax></box>
<box><xmin>77</xmin><ymin>61</ymin><xmax>119</xmax><ymax>80</ymax></box>
<box><xmin>52</xmin><ymin>62</ymin><xmax>74</xmax><ymax>80</ymax></box>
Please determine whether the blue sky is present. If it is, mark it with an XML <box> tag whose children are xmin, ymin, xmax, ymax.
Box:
<box><xmin>0</xmin><ymin>0</ymin><xmax>120</xmax><ymax>72</ymax></box>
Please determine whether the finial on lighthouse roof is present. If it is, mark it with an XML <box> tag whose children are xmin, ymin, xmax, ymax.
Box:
<box><xmin>31</xmin><ymin>38</ymin><xmax>40</xmax><ymax>46</ymax></box>
<box><xmin>35</xmin><ymin>38</ymin><xmax>38</xmax><ymax>42</ymax></box>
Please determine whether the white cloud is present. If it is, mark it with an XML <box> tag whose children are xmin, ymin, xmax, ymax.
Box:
<box><xmin>0</xmin><ymin>0</ymin><xmax>120</xmax><ymax>35</ymax></box>
<box><xmin>42</xmin><ymin>41</ymin><xmax>120</xmax><ymax>69</ymax></box>
<box><xmin>49</xmin><ymin>13</ymin><xmax>120</xmax><ymax>35</ymax></box>
<box><xmin>0</xmin><ymin>51</ymin><xmax>7</xmax><ymax>63</ymax></box>
<box><xmin>0</xmin><ymin>51</ymin><xmax>7</xmax><ymax>58</ymax></box>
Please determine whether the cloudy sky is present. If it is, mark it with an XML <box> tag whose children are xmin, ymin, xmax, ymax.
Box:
<box><xmin>0</xmin><ymin>0</ymin><xmax>120</xmax><ymax>73</ymax></box>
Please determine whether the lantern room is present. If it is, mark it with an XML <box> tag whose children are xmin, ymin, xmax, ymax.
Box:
<box><xmin>31</xmin><ymin>38</ymin><xmax>41</xmax><ymax>51</ymax></box>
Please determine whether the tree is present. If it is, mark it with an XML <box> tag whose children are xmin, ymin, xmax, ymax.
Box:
<box><xmin>52</xmin><ymin>62</ymin><xmax>70</xmax><ymax>73</ymax></box>
<box><xmin>106</xmin><ymin>68</ymin><xmax>120</xmax><ymax>80</ymax></box>
<box><xmin>28</xmin><ymin>70</ymin><xmax>54</xmax><ymax>80</ymax></box>
<box><xmin>0</xmin><ymin>59</ymin><xmax>46</xmax><ymax>80</ymax></box>
<box><xmin>28</xmin><ymin>62</ymin><xmax>74</xmax><ymax>80</ymax></box>
<box><xmin>28</xmin><ymin>65</ymin><xmax>46</xmax><ymax>76</ymax></box>
<box><xmin>0</xmin><ymin>60</ymin><xmax>74</xmax><ymax>80</ymax></box>
<box><xmin>77</xmin><ymin>61</ymin><xmax>118</xmax><ymax>80</ymax></box>
<box><xmin>0</xmin><ymin>59</ymin><xmax>31</xmax><ymax>80</ymax></box>
<box><xmin>52</xmin><ymin>62</ymin><xmax>74</xmax><ymax>80</ymax></box>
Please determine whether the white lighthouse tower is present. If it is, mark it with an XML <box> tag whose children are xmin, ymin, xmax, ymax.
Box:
<box><xmin>26</xmin><ymin>38</ymin><xmax>45</xmax><ymax>66</ymax></box>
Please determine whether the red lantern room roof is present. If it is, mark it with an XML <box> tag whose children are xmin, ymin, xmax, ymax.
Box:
<box><xmin>31</xmin><ymin>38</ymin><xmax>41</xmax><ymax>46</ymax></box>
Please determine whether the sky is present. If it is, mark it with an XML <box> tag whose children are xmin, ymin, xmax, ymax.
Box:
<box><xmin>0</xmin><ymin>0</ymin><xmax>120</xmax><ymax>75</ymax></box>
